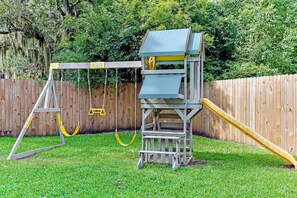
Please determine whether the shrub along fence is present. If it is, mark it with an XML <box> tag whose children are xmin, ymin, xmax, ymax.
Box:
<box><xmin>1</xmin><ymin>74</ymin><xmax>297</xmax><ymax>153</ymax></box>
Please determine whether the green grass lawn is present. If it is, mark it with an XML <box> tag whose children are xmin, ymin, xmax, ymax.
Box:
<box><xmin>0</xmin><ymin>133</ymin><xmax>297</xmax><ymax>197</ymax></box>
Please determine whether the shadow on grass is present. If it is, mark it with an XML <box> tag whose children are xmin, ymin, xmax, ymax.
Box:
<box><xmin>193</xmin><ymin>151</ymin><xmax>284</xmax><ymax>168</ymax></box>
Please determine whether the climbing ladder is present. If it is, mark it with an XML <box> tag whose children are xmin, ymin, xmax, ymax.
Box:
<box><xmin>138</xmin><ymin>110</ymin><xmax>193</xmax><ymax>170</ymax></box>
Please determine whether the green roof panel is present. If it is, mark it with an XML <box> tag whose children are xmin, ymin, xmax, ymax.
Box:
<box><xmin>140</xmin><ymin>28</ymin><xmax>190</xmax><ymax>57</ymax></box>
<box><xmin>138</xmin><ymin>74</ymin><xmax>182</xmax><ymax>99</ymax></box>
<box><xmin>188</xmin><ymin>33</ymin><xmax>203</xmax><ymax>55</ymax></box>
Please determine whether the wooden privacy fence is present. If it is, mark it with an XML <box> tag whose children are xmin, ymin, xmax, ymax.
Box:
<box><xmin>0</xmin><ymin>79</ymin><xmax>142</xmax><ymax>137</ymax></box>
<box><xmin>193</xmin><ymin>74</ymin><xmax>297</xmax><ymax>154</ymax></box>
<box><xmin>1</xmin><ymin>74</ymin><xmax>297</xmax><ymax>154</ymax></box>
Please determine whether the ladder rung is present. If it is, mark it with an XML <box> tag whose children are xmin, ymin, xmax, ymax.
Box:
<box><xmin>143</xmin><ymin>136</ymin><xmax>181</xmax><ymax>140</ymax></box>
<box><xmin>159</xmin><ymin>113</ymin><xmax>181</xmax><ymax>119</ymax></box>
<box><xmin>160</xmin><ymin>122</ymin><xmax>190</xmax><ymax>129</ymax></box>
<box><xmin>142</xmin><ymin>130</ymin><xmax>185</xmax><ymax>136</ymax></box>
<box><xmin>35</xmin><ymin>108</ymin><xmax>60</xmax><ymax>113</ymax></box>
<box><xmin>139</xmin><ymin>150</ymin><xmax>177</xmax><ymax>155</ymax></box>
<box><xmin>141</xmin><ymin>69</ymin><xmax>185</xmax><ymax>75</ymax></box>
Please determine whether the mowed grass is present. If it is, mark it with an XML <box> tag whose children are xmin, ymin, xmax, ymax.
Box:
<box><xmin>0</xmin><ymin>133</ymin><xmax>297</xmax><ymax>197</ymax></box>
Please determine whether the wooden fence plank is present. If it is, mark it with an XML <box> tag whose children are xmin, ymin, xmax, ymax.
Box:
<box><xmin>0</xmin><ymin>80</ymin><xmax>4</xmax><ymax>135</ymax></box>
<box><xmin>280</xmin><ymin>75</ymin><xmax>288</xmax><ymax>151</ymax></box>
<box><xmin>288</xmin><ymin>75</ymin><xmax>295</xmax><ymax>153</ymax></box>
<box><xmin>225</xmin><ymin>79</ymin><xmax>233</xmax><ymax>141</ymax></box>
<box><xmin>249</xmin><ymin>77</ymin><xmax>256</xmax><ymax>146</ymax></box>
<box><xmin>274</xmin><ymin>75</ymin><xmax>281</xmax><ymax>146</ymax></box>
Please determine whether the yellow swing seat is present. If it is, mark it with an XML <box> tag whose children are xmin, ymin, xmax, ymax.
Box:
<box><xmin>115</xmin><ymin>133</ymin><xmax>137</xmax><ymax>147</ymax></box>
<box><xmin>88</xmin><ymin>108</ymin><xmax>106</xmax><ymax>116</ymax></box>
<box><xmin>56</xmin><ymin>113</ymin><xmax>80</xmax><ymax>137</ymax></box>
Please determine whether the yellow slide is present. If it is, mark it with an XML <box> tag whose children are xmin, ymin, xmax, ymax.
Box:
<box><xmin>201</xmin><ymin>98</ymin><xmax>297</xmax><ymax>169</ymax></box>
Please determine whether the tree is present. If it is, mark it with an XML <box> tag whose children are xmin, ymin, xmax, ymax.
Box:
<box><xmin>0</xmin><ymin>0</ymin><xmax>94</xmax><ymax>78</ymax></box>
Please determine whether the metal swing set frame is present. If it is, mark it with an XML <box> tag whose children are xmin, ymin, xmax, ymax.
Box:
<box><xmin>7</xmin><ymin>61</ymin><xmax>141</xmax><ymax>160</ymax></box>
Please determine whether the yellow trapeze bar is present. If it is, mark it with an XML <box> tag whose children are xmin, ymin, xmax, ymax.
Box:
<box><xmin>88</xmin><ymin>108</ymin><xmax>106</xmax><ymax>116</ymax></box>
<box><xmin>115</xmin><ymin>133</ymin><xmax>137</xmax><ymax>147</ymax></box>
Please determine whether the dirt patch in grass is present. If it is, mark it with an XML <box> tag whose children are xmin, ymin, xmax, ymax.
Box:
<box><xmin>188</xmin><ymin>159</ymin><xmax>206</xmax><ymax>166</ymax></box>
<box><xmin>281</xmin><ymin>164</ymin><xmax>296</xmax><ymax>170</ymax></box>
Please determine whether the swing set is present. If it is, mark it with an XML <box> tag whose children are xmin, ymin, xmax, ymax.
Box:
<box><xmin>7</xmin><ymin>61</ymin><xmax>141</xmax><ymax>160</ymax></box>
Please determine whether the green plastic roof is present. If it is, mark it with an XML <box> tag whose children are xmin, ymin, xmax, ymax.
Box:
<box><xmin>188</xmin><ymin>33</ymin><xmax>203</xmax><ymax>55</ymax></box>
<box><xmin>139</xmin><ymin>28</ymin><xmax>203</xmax><ymax>57</ymax></box>
<box><xmin>138</xmin><ymin>74</ymin><xmax>182</xmax><ymax>99</ymax></box>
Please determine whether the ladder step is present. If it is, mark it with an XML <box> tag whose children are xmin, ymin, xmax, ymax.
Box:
<box><xmin>139</xmin><ymin>150</ymin><xmax>177</xmax><ymax>155</ymax></box>
<box><xmin>160</xmin><ymin>122</ymin><xmax>190</xmax><ymax>129</ymax></box>
<box><xmin>159</xmin><ymin>113</ymin><xmax>181</xmax><ymax>119</ymax></box>
<box><xmin>143</xmin><ymin>130</ymin><xmax>185</xmax><ymax>137</ymax></box>
<box><xmin>165</xmin><ymin>147</ymin><xmax>191</xmax><ymax>152</ymax></box>
<box><xmin>143</xmin><ymin>136</ymin><xmax>181</xmax><ymax>140</ymax></box>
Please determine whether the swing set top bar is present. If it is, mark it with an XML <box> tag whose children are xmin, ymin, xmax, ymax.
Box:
<box><xmin>50</xmin><ymin>61</ymin><xmax>141</xmax><ymax>70</ymax></box>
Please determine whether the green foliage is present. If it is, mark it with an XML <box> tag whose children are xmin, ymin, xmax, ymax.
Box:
<box><xmin>0</xmin><ymin>0</ymin><xmax>296</xmax><ymax>80</ymax></box>
<box><xmin>228</xmin><ymin>0</ymin><xmax>297</xmax><ymax>75</ymax></box>
<box><xmin>0</xmin><ymin>52</ymin><xmax>35</xmax><ymax>79</ymax></box>
<box><xmin>0</xmin><ymin>134</ymin><xmax>297</xmax><ymax>197</ymax></box>
<box><xmin>221</xmin><ymin>62</ymin><xmax>279</xmax><ymax>79</ymax></box>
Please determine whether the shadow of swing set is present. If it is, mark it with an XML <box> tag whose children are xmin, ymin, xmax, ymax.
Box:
<box><xmin>8</xmin><ymin>28</ymin><xmax>297</xmax><ymax>170</ymax></box>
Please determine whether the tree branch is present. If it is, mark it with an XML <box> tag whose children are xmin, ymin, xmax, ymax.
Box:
<box><xmin>73</xmin><ymin>0</ymin><xmax>82</xmax><ymax>7</ymax></box>
<box><xmin>55</xmin><ymin>0</ymin><xmax>66</xmax><ymax>18</ymax></box>
<box><xmin>0</xmin><ymin>30</ymin><xmax>9</xmax><ymax>34</ymax></box>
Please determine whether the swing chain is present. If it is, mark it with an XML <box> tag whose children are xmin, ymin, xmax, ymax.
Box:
<box><xmin>134</xmin><ymin>68</ymin><xmax>137</xmax><ymax>133</ymax></box>
<box><xmin>115</xmin><ymin>69</ymin><xmax>118</xmax><ymax>133</ymax></box>
<box><xmin>60</xmin><ymin>70</ymin><xmax>63</xmax><ymax>109</ymax></box>
<box><xmin>77</xmin><ymin>69</ymin><xmax>80</xmax><ymax>125</ymax></box>
<box><xmin>87</xmin><ymin>69</ymin><xmax>93</xmax><ymax>109</ymax></box>
<box><xmin>114</xmin><ymin>68</ymin><xmax>138</xmax><ymax>146</ymax></box>
<box><xmin>102</xmin><ymin>69</ymin><xmax>108</xmax><ymax>109</ymax></box>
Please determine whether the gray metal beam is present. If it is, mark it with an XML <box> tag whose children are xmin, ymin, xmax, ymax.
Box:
<box><xmin>141</xmin><ymin>103</ymin><xmax>202</xmax><ymax>109</ymax></box>
<box><xmin>174</xmin><ymin>109</ymin><xmax>184</xmax><ymax>120</ymax></box>
<box><xmin>50</xmin><ymin>61</ymin><xmax>141</xmax><ymax>70</ymax></box>
<box><xmin>9</xmin><ymin>144</ymin><xmax>64</xmax><ymax>160</ymax></box>
<box><xmin>187</xmin><ymin>57</ymin><xmax>201</xmax><ymax>62</ymax></box>
<box><xmin>143</xmin><ymin>109</ymin><xmax>153</xmax><ymax>120</ymax></box>
<box><xmin>186</xmin><ymin>108</ymin><xmax>202</xmax><ymax>121</ymax></box>
<box><xmin>141</xmin><ymin>69</ymin><xmax>185</xmax><ymax>75</ymax></box>
<box><xmin>190</xmin><ymin>62</ymin><xmax>194</xmax><ymax>100</ymax></box>
<box><xmin>35</xmin><ymin>108</ymin><xmax>60</xmax><ymax>113</ymax></box>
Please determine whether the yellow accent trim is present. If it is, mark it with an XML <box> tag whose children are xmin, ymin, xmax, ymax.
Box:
<box><xmin>148</xmin><ymin>57</ymin><xmax>156</xmax><ymax>70</ymax></box>
<box><xmin>72</xmin><ymin>126</ymin><xmax>80</xmax><ymax>136</ymax></box>
<box><xmin>50</xmin><ymin>63</ymin><xmax>59</xmax><ymax>70</ymax></box>
<box><xmin>115</xmin><ymin>133</ymin><xmax>137</xmax><ymax>147</ymax></box>
<box><xmin>25</xmin><ymin>114</ymin><xmax>35</xmax><ymax>129</ymax></box>
<box><xmin>156</xmin><ymin>56</ymin><xmax>185</xmax><ymax>61</ymax></box>
<box><xmin>56</xmin><ymin>113</ymin><xmax>80</xmax><ymax>137</ymax></box>
<box><xmin>201</xmin><ymin>98</ymin><xmax>297</xmax><ymax>169</ymax></box>
<box><xmin>90</xmin><ymin>62</ymin><xmax>105</xmax><ymax>69</ymax></box>
<box><xmin>88</xmin><ymin>108</ymin><xmax>106</xmax><ymax>116</ymax></box>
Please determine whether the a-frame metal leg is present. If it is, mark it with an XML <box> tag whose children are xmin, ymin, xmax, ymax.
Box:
<box><xmin>52</xmin><ymin>79</ymin><xmax>65</xmax><ymax>145</ymax></box>
<box><xmin>7</xmin><ymin>72</ymin><xmax>65</xmax><ymax>160</ymax></box>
